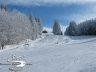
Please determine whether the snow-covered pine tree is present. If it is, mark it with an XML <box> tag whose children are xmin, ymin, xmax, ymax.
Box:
<box><xmin>65</xmin><ymin>21</ymin><xmax>78</xmax><ymax>36</ymax></box>
<box><xmin>0</xmin><ymin>4</ymin><xmax>7</xmax><ymax>11</ymax></box>
<box><xmin>29</xmin><ymin>14</ymin><xmax>37</xmax><ymax>40</ymax></box>
<box><xmin>78</xmin><ymin>19</ymin><xmax>96</xmax><ymax>35</ymax></box>
<box><xmin>29</xmin><ymin>15</ymin><xmax>42</xmax><ymax>40</ymax></box>
<box><xmin>35</xmin><ymin>17</ymin><xmax>42</xmax><ymax>35</ymax></box>
<box><xmin>37</xmin><ymin>18</ymin><xmax>43</xmax><ymax>35</ymax></box>
<box><xmin>53</xmin><ymin>20</ymin><xmax>62</xmax><ymax>35</ymax></box>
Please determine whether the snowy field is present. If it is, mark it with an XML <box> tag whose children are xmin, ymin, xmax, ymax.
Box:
<box><xmin>0</xmin><ymin>34</ymin><xmax>96</xmax><ymax>72</ymax></box>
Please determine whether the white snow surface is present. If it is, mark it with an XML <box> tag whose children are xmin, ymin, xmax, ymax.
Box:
<box><xmin>0</xmin><ymin>33</ymin><xmax>96</xmax><ymax>72</ymax></box>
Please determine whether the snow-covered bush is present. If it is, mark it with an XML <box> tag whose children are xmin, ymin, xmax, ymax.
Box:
<box><xmin>53</xmin><ymin>20</ymin><xmax>62</xmax><ymax>35</ymax></box>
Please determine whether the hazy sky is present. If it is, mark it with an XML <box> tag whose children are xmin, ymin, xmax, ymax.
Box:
<box><xmin>1</xmin><ymin>0</ymin><xmax>96</xmax><ymax>28</ymax></box>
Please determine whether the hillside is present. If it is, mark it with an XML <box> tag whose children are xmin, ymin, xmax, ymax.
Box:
<box><xmin>0</xmin><ymin>34</ymin><xmax>96</xmax><ymax>72</ymax></box>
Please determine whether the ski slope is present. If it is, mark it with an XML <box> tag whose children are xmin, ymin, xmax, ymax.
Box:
<box><xmin>0</xmin><ymin>33</ymin><xmax>96</xmax><ymax>72</ymax></box>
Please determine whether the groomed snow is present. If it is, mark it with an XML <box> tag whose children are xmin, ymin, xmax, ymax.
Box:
<box><xmin>0</xmin><ymin>33</ymin><xmax>96</xmax><ymax>72</ymax></box>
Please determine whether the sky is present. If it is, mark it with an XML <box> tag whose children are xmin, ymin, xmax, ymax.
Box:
<box><xmin>1</xmin><ymin>0</ymin><xmax>96</xmax><ymax>30</ymax></box>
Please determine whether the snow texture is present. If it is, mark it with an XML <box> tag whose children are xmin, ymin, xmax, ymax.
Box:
<box><xmin>0</xmin><ymin>33</ymin><xmax>96</xmax><ymax>72</ymax></box>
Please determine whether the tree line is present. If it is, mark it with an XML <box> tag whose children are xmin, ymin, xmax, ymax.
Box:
<box><xmin>49</xmin><ymin>18</ymin><xmax>96</xmax><ymax>36</ymax></box>
<box><xmin>0</xmin><ymin>5</ymin><xmax>42</xmax><ymax>49</ymax></box>
<box><xmin>65</xmin><ymin>19</ymin><xmax>96</xmax><ymax>36</ymax></box>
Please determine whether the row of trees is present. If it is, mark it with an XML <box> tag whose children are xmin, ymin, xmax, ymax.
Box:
<box><xmin>0</xmin><ymin>6</ymin><xmax>42</xmax><ymax>47</ymax></box>
<box><xmin>52</xmin><ymin>18</ymin><xmax>96</xmax><ymax>36</ymax></box>
<box><xmin>1</xmin><ymin>4</ymin><xmax>96</xmax><ymax>48</ymax></box>
<box><xmin>65</xmin><ymin>19</ymin><xmax>96</xmax><ymax>36</ymax></box>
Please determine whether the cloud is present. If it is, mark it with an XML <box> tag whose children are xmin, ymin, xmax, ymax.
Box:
<box><xmin>1</xmin><ymin>0</ymin><xmax>96</xmax><ymax>6</ymax></box>
<box><xmin>61</xmin><ymin>13</ymin><xmax>96</xmax><ymax>25</ymax></box>
<box><xmin>70</xmin><ymin>14</ymin><xmax>96</xmax><ymax>24</ymax></box>
<box><xmin>69</xmin><ymin>5</ymin><xmax>96</xmax><ymax>23</ymax></box>
<box><xmin>56</xmin><ymin>4</ymin><xmax>96</xmax><ymax>24</ymax></box>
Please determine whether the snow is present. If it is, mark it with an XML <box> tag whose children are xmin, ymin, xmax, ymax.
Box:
<box><xmin>0</xmin><ymin>34</ymin><xmax>96</xmax><ymax>72</ymax></box>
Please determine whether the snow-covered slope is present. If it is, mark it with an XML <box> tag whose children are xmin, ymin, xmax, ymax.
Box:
<box><xmin>0</xmin><ymin>34</ymin><xmax>96</xmax><ymax>72</ymax></box>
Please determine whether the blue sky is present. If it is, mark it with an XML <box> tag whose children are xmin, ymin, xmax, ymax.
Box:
<box><xmin>1</xmin><ymin>0</ymin><xmax>96</xmax><ymax>28</ymax></box>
